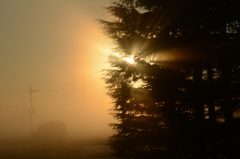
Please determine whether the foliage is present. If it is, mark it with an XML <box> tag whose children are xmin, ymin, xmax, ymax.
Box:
<box><xmin>99</xmin><ymin>0</ymin><xmax>240</xmax><ymax>158</ymax></box>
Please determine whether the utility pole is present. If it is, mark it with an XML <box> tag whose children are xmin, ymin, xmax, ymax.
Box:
<box><xmin>27</xmin><ymin>84</ymin><xmax>38</xmax><ymax>137</ymax></box>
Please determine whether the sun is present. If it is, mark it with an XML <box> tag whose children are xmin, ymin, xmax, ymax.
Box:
<box><xmin>111</xmin><ymin>53</ymin><xmax>135</xmax><ymax>64</ymax></box>
<box><xmin>124</xmin><ymin>56</ymin><xmax>134</xmax><ymax>64</ymax></box>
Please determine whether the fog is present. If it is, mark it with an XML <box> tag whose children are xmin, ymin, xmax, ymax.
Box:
<box><xmin>0</xmin><ymin>0</ymin><xmax>115</xmax><ymax>144</ymax></box>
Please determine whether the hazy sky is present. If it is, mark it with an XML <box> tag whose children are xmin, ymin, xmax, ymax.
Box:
<box><xmin>0</xmin><ymin>0</ymin><xmax>116</xmax><ymax>140</ymax></box>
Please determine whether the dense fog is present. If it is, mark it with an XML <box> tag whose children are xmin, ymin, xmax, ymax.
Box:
<box><xmin>0</xmin><ymin>0</ymin><xmax>115</xmax><ymax>144</ymax></box>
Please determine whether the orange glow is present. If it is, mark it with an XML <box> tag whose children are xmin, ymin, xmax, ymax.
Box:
<box><xmin>0</xmin><ymin>0</ymin><xmax>116</xmax><ymax>142</ymax></box>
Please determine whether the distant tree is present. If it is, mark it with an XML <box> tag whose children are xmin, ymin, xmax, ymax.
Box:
<box><xmin>99</xmin><ymin>0</ymin><xmax>240</xmax><ymax>158</ymax></box>
<box><xmin>32</xmin><ymin>121</ymin><xmax>67</xmax><ymax>148</ymax></box>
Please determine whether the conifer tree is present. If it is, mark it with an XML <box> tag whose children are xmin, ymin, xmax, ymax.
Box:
<box><xmin>99</xmin><ymin>0</ymin><xmax>240</xmax><ymax>158</ymax></box>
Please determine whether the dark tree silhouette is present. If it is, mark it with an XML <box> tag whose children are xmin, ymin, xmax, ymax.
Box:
<box><xmin>99</xmin><ymin>0</ymin><xmax>240</xmax><ymax>158</ymax></box>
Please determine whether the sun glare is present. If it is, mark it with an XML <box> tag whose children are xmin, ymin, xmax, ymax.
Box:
<box><xmin>124</xmin><ymin>56</ymin><xmax>135</xmax><ymax>64</ymax></box>
<box><xmin>111</xmin><ymin>52</ymin><xmax>135</xmax><ymax>64</ymax></box>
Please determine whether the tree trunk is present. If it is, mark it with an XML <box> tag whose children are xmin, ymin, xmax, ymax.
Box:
<box><xmin>193</xmin><ymin>66</ymin><xmax>206</xmax><ymax>159</ymax></box>
<box><xmin>222</xmin><ymin>66</ymin><xmax>235</xmax><ymax>158</ymax></box>
<box><xmin>207</xmin><ymin>66</ymin><xmax>218</xmax><ymax>159</ymax></box>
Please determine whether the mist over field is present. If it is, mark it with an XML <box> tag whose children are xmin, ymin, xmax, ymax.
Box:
<box><xmin>0</xmin><ymin>1</ymin><xmax>116</xmax><ymax>159</ymax></box>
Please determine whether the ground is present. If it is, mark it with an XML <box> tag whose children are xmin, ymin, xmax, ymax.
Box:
<box><xmin>0</xmin><ymin>139</ymin><xmax>115</xmax><ymax>159</ymax></box>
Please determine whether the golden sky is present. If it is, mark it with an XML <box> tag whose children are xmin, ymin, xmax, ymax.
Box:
<box><xmin>0</xmin><ymin>0</ymin><xmax>115</xmax><ymax>140</ymax></box>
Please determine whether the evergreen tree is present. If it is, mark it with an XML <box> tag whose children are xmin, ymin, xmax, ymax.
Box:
<box><xmin>99</xmin><ymin>0</ymin><xmax>240</xmax><ymax>158</ymax></box>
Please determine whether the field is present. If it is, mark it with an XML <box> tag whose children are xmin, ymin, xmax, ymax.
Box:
<box><xmin>0</xmin><ymin>138</ymin><xmax>115</xmax><ymax>159</ymax></box>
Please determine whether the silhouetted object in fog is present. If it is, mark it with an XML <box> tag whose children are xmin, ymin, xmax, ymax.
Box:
<box><xmin>99</xmin><ymin>0</ymin><xmax>240</xmax><ymax>158</ymax></box>
<box><xmin>32</xmin><ymin>121</ymin><xmax>67</xmax><ymax>148</ymax></box>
